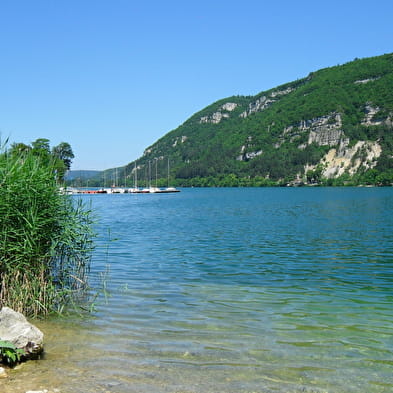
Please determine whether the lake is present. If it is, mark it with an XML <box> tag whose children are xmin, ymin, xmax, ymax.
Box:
<box><xmin>3</xmin><ymin>187</ymin><xmax>393</xmax><ymax>393</ymax></box>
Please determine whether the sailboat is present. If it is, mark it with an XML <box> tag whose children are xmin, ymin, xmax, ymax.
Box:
<box><xmin>129</xmin><ymin>158</ymin><xmax>180</xmax><ymax>193</ymax></box>
<box><xmin>129</xmin><ymin>162</ymin><xmax>148</xmax><ymax>193</ymax></box>
<box><xmin>161</xmin><ymin>158</ymin><xmax>180</xmax><ymax>193</ymax></box>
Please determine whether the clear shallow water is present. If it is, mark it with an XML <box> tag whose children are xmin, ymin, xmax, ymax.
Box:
<box><xmin>3</xmin><ymin>188</ymin><xmax>393</xmax><ymax>393</ymax></box>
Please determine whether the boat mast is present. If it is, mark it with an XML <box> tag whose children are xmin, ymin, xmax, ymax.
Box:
<box><xmin>134</xmin><ymin>162</ymin><xmax>137</xmax><ymax>189</ymax></box>
<box><xmin>167</xmin><ymin>157</ymin><xmax>170</xmax><ymax>188</ymax></box>
<box><xmin>155</xmin><ymin>159</ymin><xmax>158</xmax><ymax>188</ymax></box>
<box><xmin>148</xmin><ymin>161</ymin><xmax>151</xmax><ymax>188</ymax></box>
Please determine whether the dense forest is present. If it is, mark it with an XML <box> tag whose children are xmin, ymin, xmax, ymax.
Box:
<box><xmin>81</xmin><ymin>53</ymin><xmax>393</xmax><ymax>187</ymax></box>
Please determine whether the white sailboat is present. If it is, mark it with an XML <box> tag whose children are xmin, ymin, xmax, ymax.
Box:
<box><xmin>163</xmin><ymin>158</ymin><xmax>180</xmax><ymax>192</ymax></box>
<box><xmin>128</xmin><ymin>158</ymin><xmax>180</xmax><ymax>193</ymax></box>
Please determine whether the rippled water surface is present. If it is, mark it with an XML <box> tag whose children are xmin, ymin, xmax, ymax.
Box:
<box><xmin>3</xmin><ymin>188</ymin><xmax>393</xmax><ymax>393</ymax></box>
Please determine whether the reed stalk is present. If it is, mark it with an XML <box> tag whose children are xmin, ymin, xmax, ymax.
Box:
<box><xmin>0</xmin><ymin>142</ymin><xmax>94</xmax><ymax>317</ymax></box>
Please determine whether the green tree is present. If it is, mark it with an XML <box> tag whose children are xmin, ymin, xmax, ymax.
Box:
<box><xmin>306</xmin><ymin>164</ymin><xmax>324</xmax><ymax>184</ymax></box>
<box><xmin>52</xmin><ymin>142</ymin><xmax>74</xmax><ymax>170</ymax></box>
<box><xmin>31</xmin><ymin>138</ymin><xmax>50</xmax><ymax>153</ymax></box>
<box><xmin>9</xmin><ymin>143</ymin><xmax>31</xmax><ymax>157</ymax></box>
<box><xmin>31</xmin><ymin>138</ymin><xmax>52</xmax><ymax>167</ymax></box>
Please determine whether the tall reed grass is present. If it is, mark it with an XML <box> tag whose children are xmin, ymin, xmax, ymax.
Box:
<box><xmin>0</xmin><ymin>143</ymin><xmax>94</xmax><ymax>317</ymax></box>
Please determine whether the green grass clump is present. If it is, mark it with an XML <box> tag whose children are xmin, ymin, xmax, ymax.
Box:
<box><xmin>0</xmin><ymin>142</ymin><xmax>94</xmax><ymax>317</ymax></box>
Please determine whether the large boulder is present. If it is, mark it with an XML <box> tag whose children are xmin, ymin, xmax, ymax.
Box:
<box><xmin>0</xmin><ymin>307</ymin><xmax>44</xmax><ymax>358</ymax></box>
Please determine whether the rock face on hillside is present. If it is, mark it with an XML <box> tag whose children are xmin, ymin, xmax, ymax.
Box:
<box><xmin>322</xmin><ymin>140</ymin><xmax>381</xmax><ymax>178</ymax></box>
<box><xmin>0</xmin><ymin>307</ymin><xmax>44</xmax><ymax>359</ymax></box>
<box><xmin>199</xmin><ymin>102</ymin><xmax>238</xmax><ymax>124</ymax></box>
<box><xmin>240</xmin><ymin>87</ymin><xmax>294</xmax><ymax>118</ymax></box>
<box><xmin>277</xmin><ymin>113</ymin><xmax>344</xmax><ymax>150</ymax></box>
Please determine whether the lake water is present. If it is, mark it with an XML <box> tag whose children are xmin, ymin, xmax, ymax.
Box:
<box><xmin>3</xmin><ymin>188</ymin><xmax>393</xmax><ymax>393</ymax></box>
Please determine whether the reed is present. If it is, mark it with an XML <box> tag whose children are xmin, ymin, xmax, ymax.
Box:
<box><xmin>0</xmin><ymin>143</ymin><xmax>94</xmax><ymax>317</ymax></box>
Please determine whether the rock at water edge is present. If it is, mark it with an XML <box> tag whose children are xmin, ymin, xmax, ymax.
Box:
<box><xmin>0</xmin><ymin>307</ymin><xmax>44</xmax><ymax>357</ymax></box>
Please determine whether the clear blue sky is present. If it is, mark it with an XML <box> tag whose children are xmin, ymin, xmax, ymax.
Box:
<box><xmin>1</xmin><ymin>0</ymin><xmax>392</xmax><ymax>170</ymax></box>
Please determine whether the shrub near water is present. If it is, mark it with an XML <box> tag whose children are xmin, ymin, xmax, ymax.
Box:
<box><xmin>0</xmin><ymin>144</ymin><xmax>94</xmax><ymax>317</ymax></box>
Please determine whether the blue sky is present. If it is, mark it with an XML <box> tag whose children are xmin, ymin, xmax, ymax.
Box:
<box><xmin>1</xmin><ymin>0</ymin><xmax>392</xmax><ymax>170</ymax></box>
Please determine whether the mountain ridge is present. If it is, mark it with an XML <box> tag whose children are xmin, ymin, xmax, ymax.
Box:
<box><xmin>86</xmin><ymin>53</ymin><xmax>393</xmax><ymax>187</ymax></box>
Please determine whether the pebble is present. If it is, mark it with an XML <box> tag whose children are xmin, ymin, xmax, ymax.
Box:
<box><xmin>0</xmin><ymin>366</ymin><xmax>8</xmax><ymax>378</ymax></box>
<box><xmin>25</xmin><ymin>391</ymin><xmax>49</xmax><ymax>393</ymax></box>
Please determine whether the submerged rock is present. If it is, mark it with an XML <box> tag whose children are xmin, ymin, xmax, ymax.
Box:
<box><xmin>0</xmin><ymin>307</ymin><xmax>44</xmax><ymax>359</ymax></box>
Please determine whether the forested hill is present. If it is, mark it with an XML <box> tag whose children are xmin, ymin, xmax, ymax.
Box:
<box><xmin>114</xmin><ymin>53</ymin><xmax>393</xmax><ymax>187</ymax></box>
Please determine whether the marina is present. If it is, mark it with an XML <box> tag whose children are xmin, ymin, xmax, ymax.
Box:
<box><xmin>63</xmin><ymin>159</ymin><xmax>181</xmax><ymax>194</ymax></box>
<box><xmin>61</xmin><ymin>186</ymin><xmax>180</xmax><ymax>194</ymax></box>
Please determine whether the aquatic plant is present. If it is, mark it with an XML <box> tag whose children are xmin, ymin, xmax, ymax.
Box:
<box><xmin>0</xmin><ymin>340</ymin><xmax>25</xmax><ymax>366</ymax></box>
<box><xmin>0</xmin><ymin>140</ymin><xmax>94</xmax><ymax>317</ymax></box>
